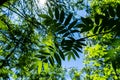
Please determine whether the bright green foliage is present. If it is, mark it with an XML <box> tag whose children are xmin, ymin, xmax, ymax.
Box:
<box><xmin>1</xmin><ymin>0</ymin><xmax>120</xmax><ymax>79</ymax></box>
<box><xmin>79</xmin><ymin>0</ymin><xmax>120</xmax><ymax>79</ymax></box>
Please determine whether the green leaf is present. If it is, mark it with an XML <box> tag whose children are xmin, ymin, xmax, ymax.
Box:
<box><xmin>66</xmin><ymin>52</ymin><xmax>76</xmax><ymax>60</ymax></box>
<box><xmin>70</xmin><ymin>30</ymin><xmax>80</xmax><ymax>33</ymax></box>
<box><xmin>103</xmin><ymin>9</ymin><xmax>109</xmax><ymax>18</ymax></box>
<box><xmin>72</xmin><ymin>49</ymin><xmax>80</xmax><ymax>58</ymax></box>
<box><xmin>55</xmin><ymin>42</ymin><xmax>59</xmax><ymax>49</ymax></box>
<box><xmin>37</xmin><ymin>60</ymin><xmax>42</xmax><ymax>74</ymax></box>
<box><xmin>81</xmin><ymin>17</ymin><xmax>93</xmax><ymax>26</ymax></box>
<box><xmin>42</xmin><ymin>18</ymin><xmax>52</xmax><ymax>26</ymax></box>
<box><xmin>68</xmin><ymin>37</ymin><xmax>75</xmax><ymax>41</ymax></box>
<box><xmin>75</xmin><ymin>44</ymin><xmax>82</xmax><ymax>49</ymax></box>
<box><xmin>48</xmin><ymin>8</ymin><xmax>53</xmax><ymax>18</ymax></box>
<box><xmin>76</xmin><ymin>24</ymin><xmax>86</xmax><ymax>28</ymax></box>
<box><xmin>71</xmin><ymin>53</ymin><xmax>76</xmax><ymax>60</ymax></box>
<box><xmin>48</xmin><ymin>46</ymin><xmax>54</xmax><ymax>52</ymax></box>
<box><xmin>55</xmin><ymin>7</ymin><xmax>59</xmax><ymax>19</ymax></box>
<box><xmin>98</xmin><ymin>25</ymin><xmax>104</xmax><ymax>33</ymax></box>
<box><xmin>79</xmin><ymin>42</ymin><xmax>86</xmax><ymax>46</ymax></box>
<box><xmin>81</xmin><ymin>26</ymin><xmax>93</xmax><ymax>33</ymax></box>
<box><xmin>77</xmin><ymin>38</ymin><xmax>85</xmax><ymax>42</ymax></box>
<box><xmin>112</xmin><ymin>61</ymin><xmax>117</xmax><ymax>74</ymax></box>
<box><xmin>68</xmin><ymin>20</ymin><xmax>77</xmax><ymax>30</ymax></box>
<box><xmin>68</xmin><ymin>54</ymin><xmax>72</xmax><ymax>61</ymax></box>
<box><xmin>64</xmin><ymin>13</ymin><xmax>73</xmax><ymax>26</ymax></box>
<box><xmin>62</xmin><ymin>46</ymin><xmax>72</xmax><ymax>51</ymax></box>
<box><xmin>43</xmin><ymin>62</ymin><xmax>49</xmax><ymax>72</ymax></box>
<box><xmin>54</xmin><ymin>53</ymin><xmax>61</xmax><ymax>65</ymax></box>
<box><xmin>93</xmin><ymin>25</ymin><xmax>99</xmax><ymax>34</ymax></box>
<box><xmin>57</xmin><ymin>29</ymin><xmax>68</xmax><ymax>34</ymax></box>
<box><xmin>74</xmin><ymin>46</ymin><xmax>82</xmax><ymax>53</ymax></box>
<box><xmin>39</xmin><ymin>14</ymin><xmax>51</xmax><ymax>19</ymax></box>
<box><xmin>95</xmin><ymin>14</ymin><xmax>100</xmax><ymax>25</ymax></box>
<box><xmin>39</xmin><ymin>51</ymin><xmax>50</xmax><ymax>55</ymax></box>
<box><xmin>63</xmin><ymin>32</ymin><xmax>70</xmax><ymax>37</ymax></box>
<box><xmin>57</xmin><ymin>25</ymin><xmax>64</xmax><ymax>31</ymax></box>
<box><xmin>60</xmin><ymin>10</ymin><xmax>65</xmax><ymax>23</ymax></box>
<box><xmin>108</xmin><ymin>6</ymin><xmax>115</xmax><ymax>17</ymax></box>
<box><xmin>48</xmin><ymin>56</ymin><xmax>54</xmax><ymax>66</ymax></box>
<box><xmin>59</xmin><ymin>49</ymin><xmax>65</xmax><ymax>60</ymax></box>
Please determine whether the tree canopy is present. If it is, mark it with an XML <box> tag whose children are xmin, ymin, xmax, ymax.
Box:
<box><xmin>0</xmin><ymin>0</ymin><xmax>120</xmax><ymax>80</ymax></box>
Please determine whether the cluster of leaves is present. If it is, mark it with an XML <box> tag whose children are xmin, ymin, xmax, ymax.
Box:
<box><xmin>0</xmin><ymin>0</ymin><xmax>87</xmax><ymax>79</ymax></box>
<box><xmin>39</xmin><ymin>7</ymin><xmax>86</xmax><ymax>65</ymax></box>
<box><xmin>79</xmin><ymin>1</ymin><xmax>120</xmax><ymax>79</ymax></box>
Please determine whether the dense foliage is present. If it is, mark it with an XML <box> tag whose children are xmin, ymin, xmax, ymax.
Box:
<box><xmin>0</xmin><ymin>0</ymin><xmax>120</xmax><ymax>80</ymax></box>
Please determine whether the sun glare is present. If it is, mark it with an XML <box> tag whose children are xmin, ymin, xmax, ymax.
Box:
<box><xmin>39</xmin><ymin>0</ymin><xmax>47</xmax><ymax>5</ymax></box>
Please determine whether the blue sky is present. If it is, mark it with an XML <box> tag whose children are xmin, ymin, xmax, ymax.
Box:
<box><xmin>62</xmin><ymin>54</ymin><xmax>84</xmax><ymax>69</ymax></box>
<box><xmin>62</xmin><ymin>8</ymin><xmax>87</xmax><ymax>70</ymax></box>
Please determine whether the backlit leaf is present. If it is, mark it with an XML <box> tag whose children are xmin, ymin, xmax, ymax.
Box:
<box><xmin>37</xmin><ymin>60</ymin><xmax>42</xmax><ymax>74</ymax></box>
<box><xmin>43</xmin><ymin>62</ymin><xmax>49</xmax><ymax>72</ymax></box>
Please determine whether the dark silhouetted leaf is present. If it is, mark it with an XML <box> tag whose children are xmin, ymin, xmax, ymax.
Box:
<box><xmin>78</xmin><ymin>42</ymin><xmax>86</xmax><ymax>46</ymax></box>
<box><xmin>55</xmin><ymin>42</ymin><xmax>59</xmax><ymax>49</ymax></box>
<box><xmin>64</xmin><ymin>13</ymin><xmax>73</xmax><ymax>26</ymax></box>
<box><xmin>68</xmin><ymin>20</ymin><xmax>77</xmax><ymax>30</ymax></box>
<box><xmin>116</xmin><ymin>4</ymin><xmax>120</xmax><ymax>18</ymax></box>
<box><xmin>54</xmin><ymin>53</ymin><xmax>61</xmax><ymax>65</ymax></box>
<box><xmin>103</xmin><ymin>9</ymin><xmax>109</xmax><ymax>18</ymax></box>
<box><xmin>75</xmin><ymin>44</ymin><xmax>82</xmax><ymax>48</ymax></box>
<box><xmin>62</xmin><ymin>46</ymin><xmax>72</xmax><ymax>51</ymax></box>
<box><xmin>72</xmin><ymin>49</ymin><xmax>80</xmax><ymax>58</ymax></box>
<box><xmin>57</xmin><ymin>25</ymin><xmax>64</xmax><ymax>31</ymax></box>
<box><xmin>112</xmin><ymin>61</ymin><xmax>117</xmax><ymax>74</ymax></box>
<box><xmin>93</xmin><ymin>26</ymin><xmax>99</xmax><ymax>34</ymax></box>
<box><xmin>74</xmin><ymin>46</ymin><xmax>82</xmax><ymax>53</ymax></box>
<box><xmin>55</xmin><ymin>8</ymin><xmax>59</xmax><ymax>19</ymax></box>
<box><xmin>58</xmin><ymin>29</ymin><xmax>68</xmax><ymax>34</ymax></box>
<box><xmin>98</xmin><ymin>25</ymin><xmax>104</xmax><ymax>33</ymax></box>
<box><xmin>81</xmin><ymin>26</ymin><xmax>93</xmax><ymax>33</ymax></box>
<box><xmin>63</xmin><ymin>32</ymin><xmax>70</xmax><ymax>37</ymax></box>
<box><xmin>95</xmin><ymin>14</ymin><xmax>100</xmax><ymax>25</ymax></box>
<box><xmin>81</xmin><ymin>17</ymin><xmax>93</xmax><ymax>26</ymax></box>
<box><xmin>42</xmin><ymin>18</ymin><xmax>52</xmax><ymax>26</ymax></box>
<box><xmin>48</xmin><ymin>8</ymin><xmax>53</xmax><ymax>18</ymax></box>
<box><xmin>76</xmin><ymin>24</ymin><xmax>86</xmax><ymax>28</ymax></box>
<box><xmin>59</xmin><ymin>49</ymin><xmax>65</xmax><ymax>60</ymax></box>
<box><xmin>60</xmin><ymin>10</ymin><xmax>65</xmax><ymax>23</ymax></box>
<box><xmin>77</xmin><ymin>38</ymin><xmax>85</xmax><ymax>42</ymax></box>
<box><xmin>108</xmin><ymin>6</ymin><xmax>115</xmax><ymax>17</ymax></box>
<box><xmin>70</xmin><ymin>30</ymin><xmax>80</xmax><ymax>33</ymax></box>
<box><xmin>48</xmin><ymin>56</ymin><xmax>54</xmax><ymax>66</ymax></box>
<box><xmin>68</xmin><ymin>37</ymin><xmax>75</xmax><ymax>41</ymax></box>
<box><xmin>48</xmin><ymin>46</ymin><xmax>54</xmax><ymax>52</ymax></box>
